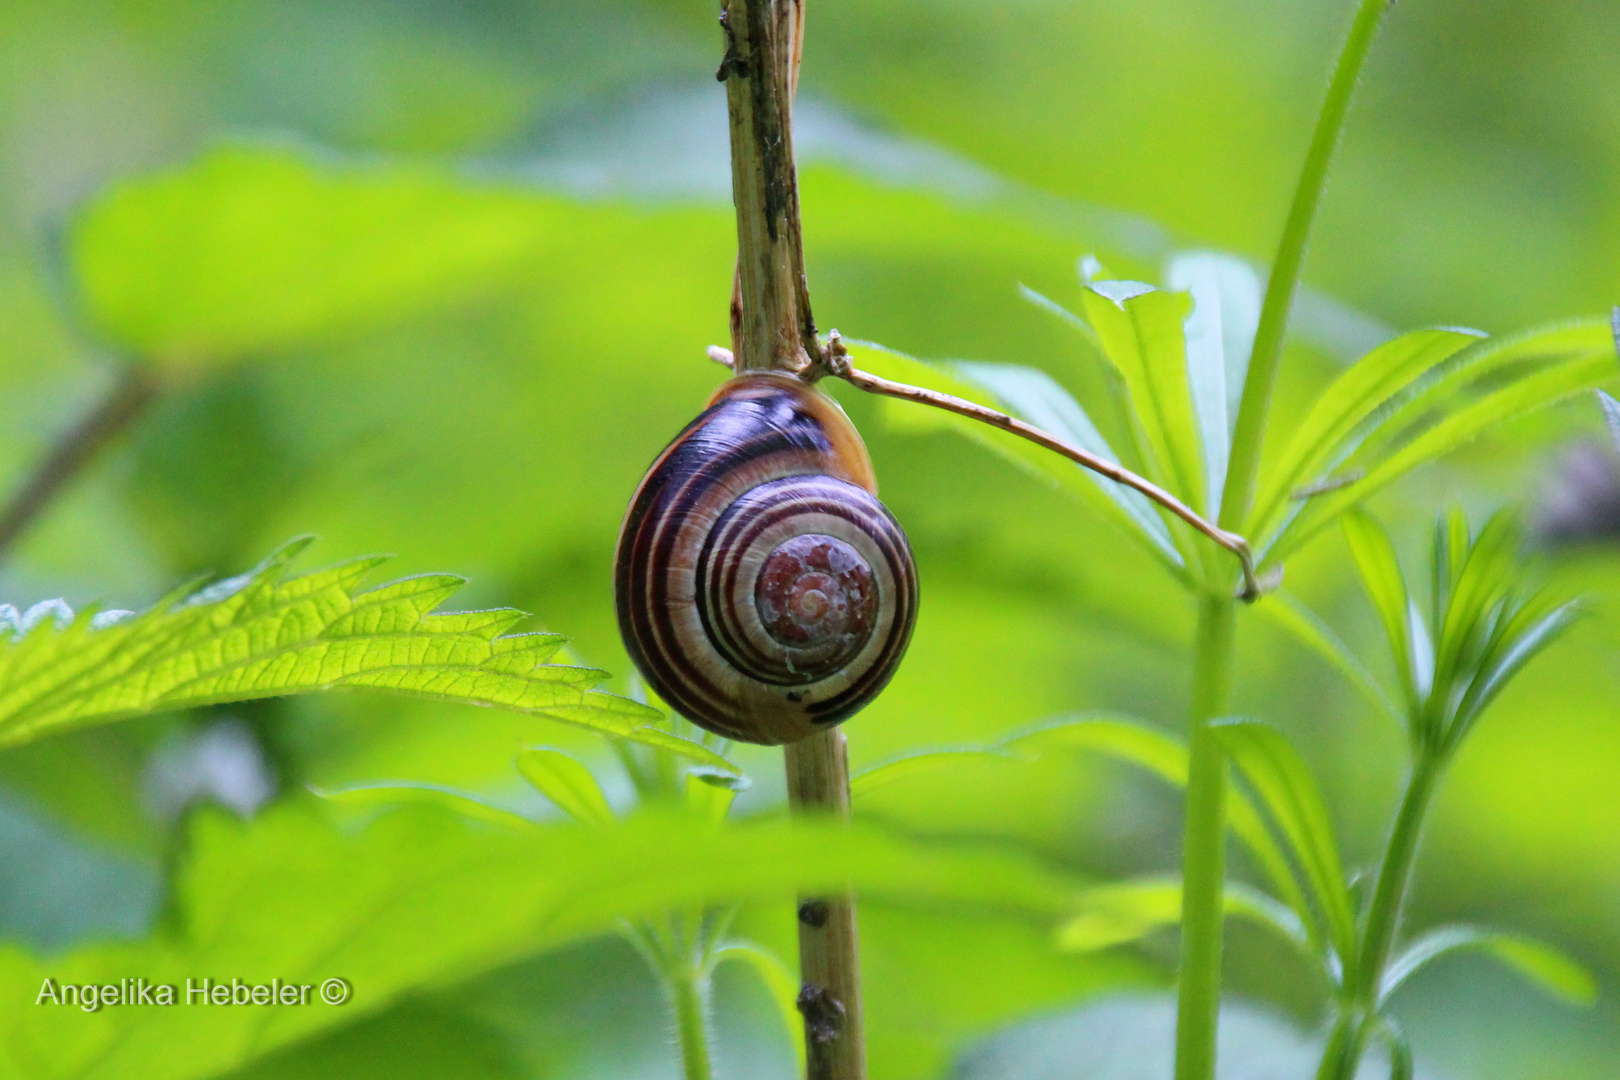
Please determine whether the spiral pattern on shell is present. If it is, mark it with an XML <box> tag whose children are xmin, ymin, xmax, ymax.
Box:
<box><xmin>614</xmin><ymin>372</ymin><xmax>918</xmax><ymax>745</ymax></box>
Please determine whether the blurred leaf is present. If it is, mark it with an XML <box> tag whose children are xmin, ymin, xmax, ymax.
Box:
<box><xmin>1456</xmin><ymin>597</ymin><xmax>1580</xmax><ymax>740</ymax></box>
<box><xmin>0</xmin><ymin>537</ymin><xmax>718</xmax><ymax>766</ymax></box>
<box><xmin>1247</xmin><ymin>588</ymin><xmax>1396</xmax><ymax>720</ymax></box>
<box><xmin>515</xmin><ymin>747</ymin><xmax>616</xmax><ymax>826</ymax></box>
<box><xmin>1376</xmin><ymin>1018</ymin><xmax>1415</xmax><ymax>1080</ymax></box>
<box><xmin>71</xmin><ymin>142</ymin><xmax>554</xmax><ymax>362</ymax></box>
<box><xmin>1054</xmin><ymin>875</ymin><xmax>1308</xmax><ymax>955</ymax></box>
<box><xmin>1008</xmin><ymin>716</ymin><xmax>1311</xmax><ymax>931</ymax></box>
<box><xmin>712</xmin><ymin>940</ymin><xmax>806</xmax><ymax>1069</ymax></box>
<box><xmin>1596</xmin><ymin>389</ymin><xmax>1620</xmax><ymax>455</ymax></box>
<box><xmin>1250</xmin><ymin>328</ymin><xmax>1480</xmax><ymax>542</ymax></box>
<box><xmin>1430</xmin><ymin>513</ymin><xmax>1520</xmax><ymax>711</ymax></box>
<box><xmin>1017</xmin><ymin>283</ymin><xmax>1102</xmax><ymax>350</ymax></box>
<box><xmin>1210</xmin><ymin>719</ymin><xmax>1357</xmax><ymax>965</ymax></box>
<box><xmin>850</xmin><ymin>746</ymin><xmax>1018</xmax><ymax>799</ymax></box>
<box><xmin>1341</xmin><ymin>511</ymin><xmax>1417</xmax><ymax>713</ymax></box>
<box><xmin>314</xmin><ymin>781</ymin><xmax>532</xmax><ymax>829</ymax></box>
<box><xmin>1380</xmin><ymin>925</ymin><xmax>1597</xmax><ymax>1007</ymax></box>
<box><xmin>845</xmin><ymin>340</ymin><xmax>1187</xmax><ymax>576</ymax></box>
<box><xmin>953</xmin><ymin>994</ymin><xmax>1401</xmax><ymax>1080</ymax></box>
<box><xmin>952</xmin><ymin>359</ymin><xmax>1178</xmax><ymax>555</ymax></box>
<box><xmin>1165</xmin><ymin>251</ymin><xmax>1262</xmax><ymax>515</ymax></box>
<box><xmin>0</xmin><ymin>800</ymin><xmax>1097</xmax><ymax>1080</ymax></box>
<box><xmin>223</xmin><ymin>1002</ymin><xmax>526</xmax><ymax>1080</ymax></box>
<box><xmin>1080</xmin><ymin>284</ymin><xmax>1205</xmax><ymax>520</ymax></box>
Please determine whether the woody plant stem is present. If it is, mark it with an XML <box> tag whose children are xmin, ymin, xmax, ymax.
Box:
<box><xmin>716</xmin><ymin>2</ymin><xmax>864</xmax><ymax>1079</ymax></box>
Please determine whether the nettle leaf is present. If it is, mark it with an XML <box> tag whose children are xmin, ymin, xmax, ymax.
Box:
<box><xmin>1080</xmin><ymin>283</ymin><xmax>1206</xmax><ymax>518</ymax></box>
<box><xmin>1380</xmin><ymin>926</ymin><xmax>1597</xmax><ymax>1007</ymax></box>
<box><xmin>0</xmin><ymin>801</ymin><xmax>1094</xmax><ymax>1080</ymax></box>
<box><xmin>71</xmin><ymin>141</ymin><xmax>556</xmax><ymax>363</ymax></box>
<box><xmin>1165</xmin><ymin>250</ymin><xmax>1262</xmax><ymax>517</ymax></box>
<box><xmin>844</xmin><ymin>340</ymin><xmax>1187</xmax><ymax>577</ymax></box>
<box><xmin>1210</xmin><ymin>719</ymin><xmax>1357</xmax><ymax>966</ymax></box>
<box><xmin>0</xmin><ymin>537</ymin><xmax>726</xmax><ymax>766</ymax></box>
<box><xmin>1269</xmin><ymin>318</ymin><xmax>1616</xmax><ymax>562</ymax></box>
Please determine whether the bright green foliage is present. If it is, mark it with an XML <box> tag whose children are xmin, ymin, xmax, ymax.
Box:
<box><xmin>71</xmin><ymin>143</ymin><xmax>555</xmax><ymax>362</ymax></box>
<box><xmin>1054</xmin><ymin>876</ymin><xmax>1306</xmax><ymax>955</ymax></box>
<box><xmin>848</xmin><ymin>341</ymin><xmax>1187</xmax><ymax>576</ymax></box>
<box><xmin>1381</xmin><ymin>926</ymin><xmax>1597</xmax><ymax>1007</ymax></box>
<box><xmin>1345</xmin><ymin>509</ymin><xmax>1580</xmax><ymax>754</ymax></box>
<box><xmin>516</xmin><ymin>747</ymin><xmax>617</xmax><ymax>826</ymax></box>
<box><xmin>1209</xmin><ymin>719</ymin><xmax>1357</xmax><ymax>965</ymax></box>
<box><xmin>0</xmin><ymin>798</ymin><xmax>1095</xmax><ymax>1080</ymax></box>
<box><xmin>1079</xmin><ymin>285</ymin><xmax>1205</xmax><ymax>519</ymax></box>
<box><xmin>1266</xmin><ymin>322</ymin><xmax>1619</xmax><ymax>562</ymax></box>
<box><xmin>857</xmin><ymin>266</ymin><xmax>1617</xmax><ymax>590</ymax></box>
<box><xmin>0</xmin><ymin>536</ymin><xmax>729</xmax><ymax>765</ymax></box>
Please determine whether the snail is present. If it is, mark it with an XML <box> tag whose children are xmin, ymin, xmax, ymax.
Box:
<box><xmin>614</xmin><ymin>370</ymin><xmax>918</xmax><ymax>745</ymax></box>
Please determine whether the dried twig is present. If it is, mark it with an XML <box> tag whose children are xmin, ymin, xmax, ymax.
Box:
<box><xmin>711</xmin><ymin>338</ymin><xmax>1264</xmax><ymax>601</ymax></box>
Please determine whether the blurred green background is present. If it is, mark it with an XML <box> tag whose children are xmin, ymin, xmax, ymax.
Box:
<box><xmin>1</xmin><ymin>1</ymin><xmax>1618</xmax><ymax>1077</ymax></box>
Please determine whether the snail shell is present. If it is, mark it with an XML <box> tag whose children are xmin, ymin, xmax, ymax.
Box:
<box><xmin>614</xmin><ymin>371</ymin><xmax>918</xmax><ymax>745</ymax></box>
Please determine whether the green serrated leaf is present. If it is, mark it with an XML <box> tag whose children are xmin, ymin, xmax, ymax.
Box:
<box><xmin>71</xmin><ymin>141</ymin><xmax>556</xmax><ymax>362</ymax></box>
<box><xmin>515</xmin><ymin>748</ymin><xmax>616</xmax><ymax>826</ymax></box>
<box><xmin>1210</xmin><ymin>719</ymin><xmax>1357</xmax><ymax>965</ymax></box>
<box><xmin>1380</xmin><ymin>926</ymin><xmax>1597</xmax><ymax>1007</ymax></box>
<box><xmin>0</xmin><ymin>800</ymin><xmax>1099</xmax><ymax>1080</ymax></box>
<box><xmin>0</xmin><ymin>539</ymin><xmax>687</xmax><ymax>759</ymax></box>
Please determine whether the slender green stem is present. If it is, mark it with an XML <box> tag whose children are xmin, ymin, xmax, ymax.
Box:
<box><xmin>1219</xmin><ymin>0</ymin><xmax>1393</xmax><ymax>532</ymax></box>
<box><xmin>670</xmin><ymin>961</ymin><xmax>717</xmax><ymax>1080</ymax></box>
<box><xmin>1174</xmin><ymin>595</ymin><xmax>1237</xmax><ymax>1080</ymax></box>
<box><xmin>0</xmin><ymin>363</ymin><xmax>159</xmax><ymax>568</ymax></box>
<box><xmin>1317</xmin><ymin>752</ymin><xmax>1444</xmax><ymax>1080</ymax></box>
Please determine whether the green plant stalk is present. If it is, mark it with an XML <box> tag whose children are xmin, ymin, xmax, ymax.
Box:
<box><xmin>670</xmin><ymin>961</ymin><xmax>717</xmax><ymax>1080</ymax></box>
<box><xmin>1317</xmin><ymin>752</ymin><xmax>1444</xmax><ymax>1080</ymax></box>
<box><xmin>1174</xmin><ymin>594</ymin><xmax>1237</xmax><ymax>1080</ymax></box>
<box><xmin>1220</xmin><ymin>0</ymin><xmax>1393</xmax><ymax>531</ymax></box>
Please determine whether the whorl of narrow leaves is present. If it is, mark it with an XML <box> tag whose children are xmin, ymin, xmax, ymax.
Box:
<box><xmin>0</xmin><ymin>537</ymin><xmax>706</xmax><ymax>760</ymax></box>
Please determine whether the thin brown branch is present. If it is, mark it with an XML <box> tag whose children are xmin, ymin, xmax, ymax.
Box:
<box><xmin>0</xmin><ymin>363</ymin><xmax>159</xmax><ymax>567</ymax></box>
<box><xmin>817</xmin><ymin>337</ymin><xmax>1262</xmax><ymax>602</ymax></box>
